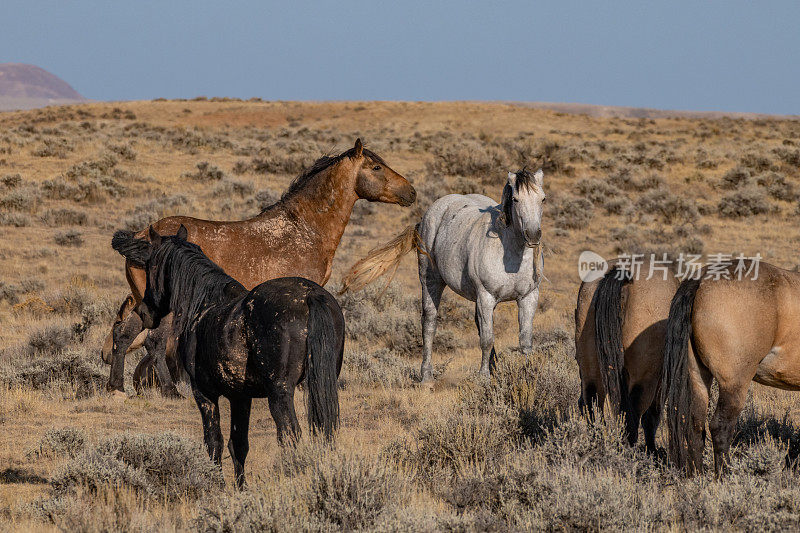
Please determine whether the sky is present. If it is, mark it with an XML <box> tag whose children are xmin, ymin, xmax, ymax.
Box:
<box><xmin>2</xmin><ymin>1</ymin><xmax>798</xmax><ymax>115</ymax></box>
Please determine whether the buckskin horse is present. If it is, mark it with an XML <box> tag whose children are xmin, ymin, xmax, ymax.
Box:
<box><xmin>575</xmin><ymin>258</ymin><xmax>679</xmax><ymax>453</ymax></box>
<box><xmin>102</xmin><ymin>139</ymin><xmax>415</xmax><ymax>396</ymax></box>
<box><xmin>661</xmin><ymin>259</ymin><xmax>797</xmax><ymax>475</ymax></box>
<box><xmin>341</xmin><ymin>168</ymin><xmax>545</xmax><ymax>381</ymax></box>
<box><xmin>112</xmin><ymin>225</ymin><xmax>344</xmax><ymax>488</ymax></box>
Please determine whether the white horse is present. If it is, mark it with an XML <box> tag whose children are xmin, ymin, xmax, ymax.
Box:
<box><xmin>341</xmin><ymin>168</ymin><xmax>545</xmax><ymax>381</ymax></box>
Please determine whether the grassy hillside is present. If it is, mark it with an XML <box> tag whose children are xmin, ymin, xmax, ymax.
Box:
<box><xmin>1</xmin><ymin>99</ymin><xmax>800</xmax><ymax>530</ymax></box>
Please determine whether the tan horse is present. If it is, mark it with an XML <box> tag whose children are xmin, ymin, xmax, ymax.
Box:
<box><xmin>662</xmin><ymin>259</ymin><xmax>795</xmax><ymax>475</ymax></box>
<box><xmin>575</xmin><ymin>259</ymin><xmax>678</xmax><ymax>452</ymax></box>
<box><xmin>103</xmin><ymin>139</ymin><xmax>415</xmax><ymax>395</ymax></box>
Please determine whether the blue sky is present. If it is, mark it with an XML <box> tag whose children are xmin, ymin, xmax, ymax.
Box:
<box><xmin>3</xmin><ymin>1</ymin><xmax>798</xmax><ymax>114</ymax></box>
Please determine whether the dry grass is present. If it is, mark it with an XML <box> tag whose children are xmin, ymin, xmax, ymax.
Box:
<box><xmin>1</xmin><ymin>100</ymin><xmax>800</xmax><ymax>530</ymax></box>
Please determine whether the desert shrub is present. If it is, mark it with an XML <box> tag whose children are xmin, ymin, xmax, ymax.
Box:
<box><xmin>740</xmin><ymin>152</ymin><xmax>774</xmax><ymax>172</ymax></box>
<box><xmin>0</xmin><ymin>186</ymin><xmax>40</xmax><ymax>212</ymax></box>
<box><xmin>51</xmin><ymin>432</ymin><xmax>223</xmax><ymax>500</ymax></box>
<box><xmin>27</xmin><ymin>427</ymin><xmax>88</xmax><ymax>459</ymax></box>
<box><xmin>27</xmin><ymin>324</ymin><xmax>73</xmax><ymax>354</ymax></box>
<box><xmin>756</xmin><ymin>171</ymin><xmax>798</xmax><ymax>202</ymax></box>
<box><xmin>182</xmin><ymin>161</ymin><xmax>225</xmax><ymax>181</ymax></box>
<box><xmin>341</xmin><ymin>348</ymin><xmax>415</xmax><ymax>389</ymax></box>
<box><xmin>773</xmin><ymin>147</ymin><xmax>800</xmax><ymax>168</ymax></box>
<box><xmin>64</xmin><ymin>155</ymin><xmax>118</xmax><ymax>181</ymax></box>
<box><xmin>46</xmin><ymin>285</ymin><xmax>93</xmax><ymax>315</ymax></box>
<box><xmin>251</xmin><ymin>153</ymin><xmax>310</xmax><ymax>175</ymax></box>
<box><xmin>212</xmin><ymin>178</ymin><xmax>254</xmax><ymax>198</ymax></box>
<box><xmin>40</xmin><ymin>208</ymin><xmax>88</xmax><ymax>227</ymax></box>
<box><xmin>426</xmin><ymin>142</ymin><xmax>507</xmax><ymax>179</ymax></box>
<box><xmin>0</xmin><ymin>349</ymin><xmax>105</xmax><ymax>397</ymax></box>
<box><xmin>306</xmin><ymin>452</ymin><xmax>407</xmax><ymax>530</ymax></box>
<box><xmin>54</xmin><ymin>230</ymin><xmax>84</xmax><ymax>247</ymax></box>
<box><xmin>0</xmin><ymin>212</ymin><xmax>31</xmax><ymax>227</ymax></box>
<box><xmin>195</xmin><ymin>487</ymin><xmax>310</xmax><ymax>532</ymax></box>
<box><xmin>718</xmin><ymin>188</ymin><xmax>773</xmax><ymax>218</ymax></box>
<box><xmin>231</xmin><ymin>159</ymin><xmax>249</xmax><ymax>175</ymax></box>
<box><xmin>547</xmin><ymin>193</ymin><xmax>594</xmax><ymax>231</ymax></box>
<box><xmin>32</xmin><ymin>138</ymin><xmax>73</xmax><ymax>158</ymax></box>
<box><xmin>719</xmin><ymin>167</ymin><xmax>751</xmax><ymax>189</ymax></box>
<box><xmin>252</xmin><ymin>188</ymin><xmax>281</xmax><ymax>211</ymax></box>
<box><xmin>636</xmin><ymin>189</ymin><xmax>699</xmax><ymax>224</ymax></box>
<box><xmin>121</xmin><ymin>194</ymin><xmax>189</xmax><ymax>231</ymax></box>
<box><xmin>105</xmin><ymin>143</ymin><xmax>136</xmax><ymax>161</ymax></box>
<box><xmin>1</xmin><ymin>173</ymin><xmax>22</xmax><ymax>188</ymax></box>
<box><xmin>603</xmin><ymin>196</ymin><xmax>633</xmax><ymax>215</ymax></box>
<box><xmin>574</xmin><ymin>178</ymin><xmax>624</xmax><ymax>207</ymax></box>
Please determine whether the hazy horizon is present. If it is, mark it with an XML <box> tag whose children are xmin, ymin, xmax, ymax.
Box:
<box><xmin>2</xmin><ymin>1</ymin><xmax>798</xmax><ymax>115</ymax></box>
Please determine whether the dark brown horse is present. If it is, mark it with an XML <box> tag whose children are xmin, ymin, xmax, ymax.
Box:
<box><xmin>662</xmin><ymin>260</ymin><xmax>795</xmax><ymax>475</ymax></box>
<box><xmin>575</xmin><ymin>259</ymin><xmax>678</xmax><ymax>453</ymax></box>
<box><xmin>102</xmin><ymin>139</ymin><xmax>415</xmax><ymax>395</ymax></box>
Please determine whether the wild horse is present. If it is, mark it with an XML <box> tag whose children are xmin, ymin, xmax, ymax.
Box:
<box><xmin>112</xmin><ymin>225</ymin><xmax>344</xmax><ymax>488</ymax></box>
<box><xmin>102</xmin><ymin>139</ymin><xmax>414</xmax><ymax>396</ymax></box>
<box><xmin>575</xmin><ymin>259</ymin><xmax>678</xmax><ymax>453</ymax></box>
<box><xmin>342</xmin><ymin>168</ymin><xmax>545</xmax><ymax>381</ymax></box>
<box><xmin>662</xmin><ymin>259</ymin><xmax>797</xmax><ymax>475</ymax></box>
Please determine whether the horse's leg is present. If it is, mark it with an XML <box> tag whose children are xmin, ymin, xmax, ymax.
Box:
<box><xmin>687</xmin><ymin>352</ymin><xmax>713</xmax><ymax>475</ymax></box>
<box><xmin>228</xmin><ymin>397</ymin><xmax>252</xmax><ymax>490</ymax></box>
<box><xmin>132</xmin><ymin>352</ymin><xmax>157</xmax><ymax>394</ymax></box>
<box><xmin>106</xmin><ymin>311</ymin><xmax>144</xmax><ymax>393</ymax></box>
<box><xmin>145</xmin><ymin>315</ymin><xmax>181</xmax><ymax>398</ymax></box>
<box><xmin>193</xmin><ymin>388</ymin><xmax>224</xmax><ymax>465</ymax></box>
<box><xmin>267</xmin><ymin>386</ymin><xmax>301</xmax><ymax>444</ymax></box>
<box><xmin>642</xmin><ymin>400</ymin><xmax>662</xmax><ymax>455</ymax></box>
<box><xmin>709</xmin><ymin>380</ymin><xmax>749</xmax><ymax>476</ymax></box>
<box><xmin>475</xmin><ymin>290</ymin><xmax>497</xmax><ymax>377</ymax></box>
<box><xmin>419</xmin><ymin>259</ymin><xmax>445</xmax><ymax>383</ymax></box>
<box><xmin>516</xmin><ymin>288</ymin><xmax>539</xmax><ymax>355</ymax></box>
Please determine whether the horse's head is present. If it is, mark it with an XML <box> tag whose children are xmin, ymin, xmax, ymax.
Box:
<box><xmin>500</xmin><ymin>168</ymin><xmax>545</xmax><ymax>247</ymax></box>
<box><xmin>349</xmin><ymin>138</ymin><xmax>416</xmax><ymax>206</ymax></box>
<box><xmin>111</xmin><ymin>225</ymin><xmax>189</xmax><ymax>330</ymax></box>
<box><xmin>100</xmin><ymin>295</ymin><xmax>136</xmax><ymax>364</ymax></box>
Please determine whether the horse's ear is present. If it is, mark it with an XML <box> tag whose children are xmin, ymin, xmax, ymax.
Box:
<box><xmin>507</xmin><ymin>171</ymin><xmax>517</xmax><ymax>186</ymax></box>
<box><xmin>353</xmin><ymin>138</ymin><xmax>363</xmax><ymax>158</ymax></box>
<box><xmin>176</xmin><ymin>224</ymin><xmax>188</xmax><ymax>241</ymax></box>
<box><xmin>148</xmin><ymin>226</ymin><xmax>162</xmax><ymax>246</ymax></box>
<box><xmin>534</xmin><ymin>169</ymin><xmax>544</xmax><ymax>187</ymax></box>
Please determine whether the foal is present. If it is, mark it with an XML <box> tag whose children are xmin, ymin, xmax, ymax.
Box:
<box><xmin>112</xmin><ymin>225</ymin><xmax>344</xmax><ymax>488</ymax></box>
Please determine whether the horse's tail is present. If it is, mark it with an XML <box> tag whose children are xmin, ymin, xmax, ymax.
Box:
<box><xmin>593</xmin><ymin>266</ymin><xmax>633</xmax><ymax>412</ymax></box>
<box><xmin>339</xmin><ymin>224</ymin><xmax>421</xmax><ymax>294</ymax></box>
<box><xmin>305</xmin><ymin>293</ymin><xmax>343</xmax><ymax>440</ymax></box>
<box><xmin>661</xmin><ymin>277</ymin><xmax>702</xmax><ymax>470</ymax></box>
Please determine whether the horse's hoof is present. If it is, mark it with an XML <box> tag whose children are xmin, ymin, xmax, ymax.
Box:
<box><xmin>108</xmin><ymin>389</ymin><xmax>128</xmax><ymax>401</ymax></box>
<box><xmin>161</xmin><ymin>387</ymin><xmax>183</xmax><ymax>400</ymax></box>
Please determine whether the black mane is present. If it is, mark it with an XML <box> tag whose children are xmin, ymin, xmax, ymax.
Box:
<box><xmin>149</xmin><ymin>237</ymin><xmax>246</xmax><ymax>337</ymax></box>
<box><xmin>273</xmin><ymin>147</ymin><xmax>386</xmax><ymax>206</ymax></box>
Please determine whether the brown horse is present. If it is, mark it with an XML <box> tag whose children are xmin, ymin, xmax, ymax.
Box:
<box><xmin>662</xmin><ymin>259</ymin><xmax>794</xmax><ymax>475</ymax></box>
<box><xmin>575</xmin><ymin>258</ymin><xmax>678</xmax><ymax>452</ymax></box>
<box><xmin>103</xmin><ymin>139</ymin><xmax>415</xmax><ymax>395</ymax></box>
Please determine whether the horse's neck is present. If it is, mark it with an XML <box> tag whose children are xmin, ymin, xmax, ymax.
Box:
<box><xmin>267</xmin><ymin>165</ymin><xmax>358</xmax><ymax>258</ymax></box>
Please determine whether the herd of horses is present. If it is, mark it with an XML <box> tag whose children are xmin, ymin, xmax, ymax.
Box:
<box><xmin>97</xmin><ymin>138</ymin><xmax>800</xmax><ymax>483</ymax></box>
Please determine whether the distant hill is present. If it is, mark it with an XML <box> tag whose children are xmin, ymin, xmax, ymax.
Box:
<box><xmin>509</xmin><ymin>101</ymin><xmax>796</xmax><ymax>120</ymax></box>
<box><xmin>0</xmin><ymin>63</ymin><xmax>85</xmax><ymax>111</ymax></box>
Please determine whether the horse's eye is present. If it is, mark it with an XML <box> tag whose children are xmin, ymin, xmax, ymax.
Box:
<box><xmin>512</xmin><ymin>197</ymin><xmax>519</xmax><ymax>202</ymax></box>
<box><xmin>542</xmin><ymin>196</ymin><xmax>547</xmax><ymax>203</ymax></box>
<box><xmin>372</xmin><ymin>165</ymin><xmax>381</xmax><ymax>171</ymax></box>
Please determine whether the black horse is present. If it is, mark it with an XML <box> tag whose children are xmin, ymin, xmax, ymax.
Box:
<box><xmin>111</xmin><ymin>225</ymin><xmax>344</xmax><ymax>488</ymax></box>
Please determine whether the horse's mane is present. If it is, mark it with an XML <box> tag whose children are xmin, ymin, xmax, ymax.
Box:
<box><xmin>149</xmin><ymin>237</ymin><xmax>247</xmax><ymax>336</ymax></box>
<box><xmin>261</xmin><ymin>146</ymin><xmax>386</xmax><ymax>212</ymax></box>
